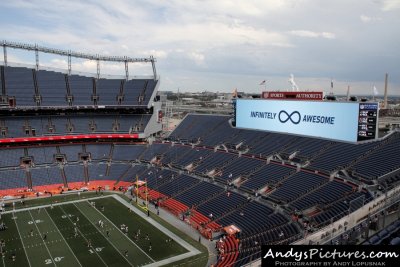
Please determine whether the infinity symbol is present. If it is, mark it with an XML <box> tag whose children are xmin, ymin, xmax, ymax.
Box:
<box><xmin>278</xmin><ymin>110</ymin><xmax>301</xmax><ymax>124</ymax></box>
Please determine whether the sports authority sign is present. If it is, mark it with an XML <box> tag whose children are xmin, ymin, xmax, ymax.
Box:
<box><xmin>262</xmin><ymin>91</ymin><xmax>324</xmax><ymax>101</ymax></box>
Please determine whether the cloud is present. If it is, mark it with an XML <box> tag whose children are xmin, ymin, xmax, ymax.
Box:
<box><xmin>141</xmin><ymin>50</ymin><xmax>168</xmax><ymax>59</ymax></box>
<box><xmin>360</xmin><ymin>14</ymin><xmax>382</xmax><ymax>23</ymax></box>
<box><xmin>290</xmin><ymin>30</ymin><xmax>336</xmax><ymax>39</ymax></box>
<box><xmin>381</xmin><ymin>0</ymin><xmax>400</xmax><ymax>11</ymax></box>
<box><xmin>187</xmin><ymin>51</ymin><xmax>206</xmax><ymax>66</ymax></box>
<box><xmin>0</xmin><ymin>0</ymin><xmax>399</xmax><ymax>93</ymax></box>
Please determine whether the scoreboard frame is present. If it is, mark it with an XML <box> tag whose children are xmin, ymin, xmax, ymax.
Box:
<box><xmin>234</xmin><ymin>99</ymin><xmax>379</xmax><ymax>143</ymax></box>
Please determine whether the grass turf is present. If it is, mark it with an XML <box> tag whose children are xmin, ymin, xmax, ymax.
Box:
<box><xmin>0</xmin><ymin>194</ymin><xmax>203</xmax><ymax>267</ymax></box>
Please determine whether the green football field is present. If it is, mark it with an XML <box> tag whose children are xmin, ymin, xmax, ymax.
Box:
<box><xmin>0</xmin><ymin>195</ymin><xmax>201</xmax><ymax>267</ymax></box>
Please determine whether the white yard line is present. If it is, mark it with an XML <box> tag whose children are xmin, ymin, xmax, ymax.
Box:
<box><xmin>27</xmin><ymin>210</ymin><xmax>56</xmax><ymax>267</ymax></box>
<box><xmin>12</xmin><ymin>212</ymin><xmax>32</xmax><ymax>267</ymax></box>
<box><xmin>73</xmin><ymin>203</ymin><xmax>135</xmax><ymax>267</ymax></box>
<box><xmin>112</xmin><ymin>195</ymin><xmax>201</xmax><ymax>254</ymax></box>
<box><xmin>2</xmin><ymin>195</ymin><xmax>111</xmax><ymax>215</ymax></box>
<box><xmin>5</xmin><ymin>194</ymin><xmax>201</xmax><ymax>267</ymax></box>
<box><xmin>79</xmin><ymin>200</ymin><xmax>155</xmax><ymax>262</ymax></box>
<box><xmin>43</xmin><ymin>208</ymin><xmax>83</xmax><ymax>267</ymax></box>
<box><xmin>58</xmin><ymin>206</ymin><xmax>108</xmax><ymax>267</ymax></box>
<box><xmin>110</xmin><ymin>195</ymin><xmax>202</xmax><ymax>267</ymax></box>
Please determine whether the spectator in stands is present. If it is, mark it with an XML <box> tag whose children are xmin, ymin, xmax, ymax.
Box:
<box><xmin>279</xmin><ymin>231</ymin><xmax>284</xmax><ymax>238</ymax></box>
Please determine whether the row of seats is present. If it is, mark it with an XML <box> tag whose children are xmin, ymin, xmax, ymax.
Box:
<box><xmin>0</xmin><ymin>162</ymin><xmax>123</xmax><ymax>189</ymax></box>
<box><xmin>0</xmin><ymin>114</ymin><xmax>151</xmax><ymax>137</ymax></box>
<box><xmin>269</xmin><ymin>172</ymin><xmax>328</xmax><ymax>203</ymax></box>
<box><xmin>363</xmin><ymin>219</ymin><xmax>400</xmax><ymax>245</ymax></box>
<box><xmin>350</xmin><ymin>134</ymin><xmax>400</xmax><ymax>180</ymax></box>
<box><xmin>0</xmin><ymin>66</ymin><xmax>157</xmax><ymax>107</ymax></box>
<box><xmin>170</xmin><ymin>114</ymin><xmax>400</xmax><ymax>184</ymax></box>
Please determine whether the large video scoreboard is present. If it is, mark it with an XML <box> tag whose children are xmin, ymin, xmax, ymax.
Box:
<box><xmin>235</xmin><ymin>99</ymin><xmax>378</xmax><ymax>143</ymax></box>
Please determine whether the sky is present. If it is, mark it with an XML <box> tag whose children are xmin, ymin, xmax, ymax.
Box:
<box><xmin>0</xmin><ymin>0</ymin><xmax>399</xmax><ymax>95</ymax></box>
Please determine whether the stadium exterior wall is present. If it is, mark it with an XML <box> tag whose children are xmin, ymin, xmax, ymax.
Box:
<box><xmin>147</xmin><ymin>78</ymin><xmax>161</xmax><ymax>109</ymax></box>
<box><xmin>144</xmin><ymin>101</ymin><xmax>163</xmax><ymax>136</ymax></box>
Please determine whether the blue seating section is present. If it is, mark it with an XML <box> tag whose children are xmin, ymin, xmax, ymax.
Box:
<box><xmin>28</xmin><ymin>147</ymin><xmax>51</xmax><ymax>165</ymax></box>
<box><xmin>269</xmin><ymin>172</ymin><xmax>328</xmax><ymax>203</ymax></box>
<box><xmin>169</xmin><ymin>114</ymin><xmax>228</xmax><ymax>143</ymax></box>
<box><xmin>1</xmin><ymin>114</ymin><xmax>150</xmax><ymax>137</ymax></box>
<box><xmin>217</xmin><ymin>201</ymin><xmax>274</xmax><ymax>231</ymax></box>
<box><xmin>123</xmin><ymin>79</ymin><xmax>145</xmax><ymax>105</ymax></box>
<box><xmin>0</xmin><ymin>148</ymin><xmax>24</xmax><ymax>167</ymax></box>
<box><xmin>0</xmin><ymin>169</ymin><xmax>27</xmax><ymax>190</ymax></box>
<box><xmin>218</xmin><ymin>156</ymin><xmax>264</xmax><ymax>181</ymax></box>
<box><xmin>310</xmin><ymin>141</ymin><xmax>378</xmax><ymax>173</ymax></box>
<box><xmin>313</xmin><ymin>191</ymin><xmax>372</xmax><ymax>226</ymax></box>
<box><xmin>249</xmin><ymin>133</ymin><xmax>297</xmax><ymax>157</ymax></box>
<box><xmin>172</xmin><ymin>147</ymin><xmax>212</xmax><ymax>168</ymax></box>
<box><xmin>363</xmin><ymin>219</ymin><xmax>400</xmax><ymax>245</ymax></box>
<box><xmin>240</xmin><ymin>163</ymin><xmax>295</xmax><ymax>191</ymax></box>
<box><xmin>36</xmin><ymin>70</ymin><xmax>67</xmax><ymax>106</ymax></box>
<box><xmin>351</xmin><ymin>134</ymin><xmax>400</xmax><ymax>180</ymax></box>
<box><xmin>175</xmin><ymin>182</ymin><xmax>224</xmax><ymax>207</ymax></box>
<box><xmin>96</xmin><ymin>79</ymin><xmax>121</xmax><ymax>105</ymax></box>
<box><xmin>69</xmin><ymin>75</ymin><xmax>93</xmax><ymax>105</ymax></box>
<box><xmin>64</xmin><ymin>164</ymin><xmax>85</xmax><ymax>183</ymax></box>
<box><xmin>1</xmin><ymin>66</ymin><xmax>158</xmax><ymax>107</ymax></box>
<box><xmin>119</xmin><ymin>165</ymin><xmax>148</xmax><ymax>182</ymax></box>
<box><xmin>106</xmin><ymin>163</ymin><xmax>130</xmax><ymax>180</ymax></box>
<box><xmin>88</xmin><ymin>163</ymin><xmax>108</xmax><ymax>181</ymax></box>
<box><xmin>142</xmin><ymin>168</ymin><xmax>177</xmax><ymax>189</ymax></box>
<box><xmin>290</xmin><ymin>180</ymin><xmax>355</xmax><ymax>211</ymax></box>
<box><xmin>31</xmin><ymin>166</ymin><xmax>63</xmax><ymax>186</ymax></box>
<box><xmin>194</xmin><ymin>152</ymin><xmax>237</xmax><ymax>174</ymax></box>
<box><xmin>196</xmin><ymin>191</ymin><xmax>247</xmax><ymax>219</ymax></box>
<box><xmin>280</xmin><ymin>137</ymin><xmax>331</xmax><ymax>160</ymax></box>
<box><xmin>156</xmin><ymin>174</ymin><xmax>200</xmax><ymax>196</ymax></box>
<box><xmin>28</xmin><ymin>118</ymin><xmax>45</xmax><ymax>136</ymax></box>
<box><xmin>200</xmin><ymin>117</ymin><xmax>235</xmax><ymax>146</ymax></box>
<box><xmin>60</xmin><ymin>145</ymin><xmax>83</xmax><ymax>162</ymax></box>
<box><xmin>86</xmin><ymin>144</ymin><xmax>111</xmax><ymax>160</ymax></box>
<box><xmin>139</xmin><ymin>143</ymin><xmax>169</xmax><ymax>162</ymax></box>
<box><xmin>160</xmin><ymin>145</ymin><xmax>193</xmax><ymax>165</ymax></box>
<box><xmin>4</xmin><ymin>67</ymin><xmax>36</xmax><ymax>106</ymax></box>
<box><xmin>112</xmin><ymin>145</ymin><xmax>146</xmax><ymax>161</ymax></box>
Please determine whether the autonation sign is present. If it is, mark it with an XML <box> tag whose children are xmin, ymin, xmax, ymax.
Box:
<box><xmin>236</xmin><ymin>99</ymin><xmax>360</xmax><ymax>142</ymax></box>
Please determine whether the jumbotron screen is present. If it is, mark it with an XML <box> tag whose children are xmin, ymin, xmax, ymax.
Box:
<box><xmin>235</xmin><ymin>99</ymin><xmax>378</xmax><ymax>142</ymax></box>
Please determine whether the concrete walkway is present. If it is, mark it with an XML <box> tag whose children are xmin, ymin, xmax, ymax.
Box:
<box><xmin>124</xmin><ymin>193</ymin><xmax>219</xmax><ymax>267</ymax></box>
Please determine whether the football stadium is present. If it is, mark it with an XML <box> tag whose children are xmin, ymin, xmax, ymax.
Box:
<box><xmin>0</xmin><ymin>41</ymin><xmax>400</xmax><ymax>267</ymax></box>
